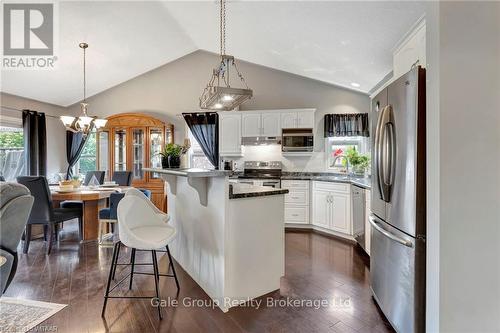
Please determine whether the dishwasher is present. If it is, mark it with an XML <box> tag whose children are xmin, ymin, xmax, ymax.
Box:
<box><xmin>352</xmin><ymin>185</ymin><xmax>366</xmax><ymax>252</ymax></box>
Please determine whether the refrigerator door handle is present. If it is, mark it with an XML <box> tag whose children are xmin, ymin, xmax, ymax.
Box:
<box><xmin>376</xmin><ymin>105</ymin><xmax>394</xmax><ymax>202</ymax></box>
<box><xmin>374</xmin><ymin>106</ymin><xmax>386</xmax><ymax>201</ymax></box>
<box><xmin>385</xmin><ymin>118</ymin><xmax>396</xmax><ymax>188</ymax></box>
<box><xmin>369</xmin><ymin>215</ymin><xmax>413</xmax><ymax>247</ymax></box>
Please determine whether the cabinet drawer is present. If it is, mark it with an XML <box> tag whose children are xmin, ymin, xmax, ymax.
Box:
<box><xmin>281</xmin><ymin>180</ymin><xmax>310</xmax><ymax>189</ymax></box>
<box><xmin>285</xmin><ymin>189</ymin><xmax>308</xmax><ymax>205</ymax></box>
<box><xmin>285</xmin><ymin>206</ymin><xmax>309</xmax><ymax>223</ymax></box>
<box><xmin>313</xmin><ymin>181</ymin><xmax>350</xmax><ymax>193</ymax></box>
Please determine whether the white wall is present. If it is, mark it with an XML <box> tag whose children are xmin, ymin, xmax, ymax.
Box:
<box><xmin>66</xmin><ymin>50</ymin><xmax>370</xmax><ymax>166</ymax></box>
<box><xmin>0</xmin><ymin>92</ymin><xmax>73</xmax><ymax>177</ymax></box>
<box><xmin>426</xmin><ymin>2</ymin><xmax>500</xmax><ymax>332</ymax></box>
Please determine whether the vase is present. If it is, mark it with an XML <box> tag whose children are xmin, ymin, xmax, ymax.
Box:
<box><xmin>352</xmin><ymin>165</ymin><xmax>366</xmax><ymax>177</ymax></box>
<box><xmin>161</xmin><ymin>156</ymin><xmax>169</xmax><ymax>169</ymax></box>
<box><xmin>168</xmin><ymin>155</ymin><xmax>181</xmax><ymax>168</ymax></box>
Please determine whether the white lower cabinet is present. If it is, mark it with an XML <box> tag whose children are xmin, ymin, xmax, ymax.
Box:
<box><xmin>311</xmin><ymin>189</ymin><xmax>330</xmax><ymax>228</ymax></box>
<box><xmin>282</xmin><ymin>180</ymin><xmax>310</xmax><ymax>224</ymax></box>
<box><xmin>311</xmin><ymin>181</ymin><xmax>352</xmax><ymax>236</ymax></box>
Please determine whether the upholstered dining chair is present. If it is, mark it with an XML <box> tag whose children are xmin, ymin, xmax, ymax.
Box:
<box><xmin>111</xmin><ymin>171</ymin><xmax>133</xmax><ymax>186</ymax></box>
<box><xmin>0</xmin><ymin>182</ymin><xmax>33</xmax><ymax>294</ymax></box>
<box><xmin>17</xmin><ymin>176</ymin><xmax>83</xmax><ymax>254</ymax></box>
<box><xmin>102</xmin><ymin>195</ymin><xmax>179</xmax><ymax>320</ymax></box>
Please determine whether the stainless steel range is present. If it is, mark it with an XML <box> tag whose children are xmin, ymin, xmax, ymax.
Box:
<box><xmin>235</xmin><ymin>161</ymin><xmax>282</xmax><ymax>188</ymax></box>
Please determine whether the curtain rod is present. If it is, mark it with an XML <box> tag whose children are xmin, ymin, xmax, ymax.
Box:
<box><xmin>1</xmin><ymin>105</ymin><xmax>61</xmax><ymax>119</ymax></box>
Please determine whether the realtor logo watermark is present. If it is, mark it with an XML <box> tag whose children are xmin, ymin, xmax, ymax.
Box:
<box><xmin>2</xmin><ymin>2</ymin><xmax>58</xmax><ymax>69</ymax></box>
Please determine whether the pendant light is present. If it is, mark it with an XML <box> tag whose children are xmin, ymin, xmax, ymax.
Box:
<box><xmin>199</xmin><ymin>0</ymin><xmax>252</xmax><ymax>111</ymax></box>
<box><xmin>60</xmin><ymin>42</ymin><xmax>107</xmax><ymax>135</ymax></box>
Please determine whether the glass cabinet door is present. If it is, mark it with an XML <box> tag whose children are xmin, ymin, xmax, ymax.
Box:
<box><xmin>98</xmin><ymin>131</ymin><xmax>109</xmax><ymax>179</ymax></box>
<box><xmin>149</xmin><ymin>128</ymin><xmax>163</xmax><ymax>179</ymax></box>
<box><xmin>114</xmin><ymin>129</ymin><xmax>127</xmax><ymax>171</ymax></box>
<box><xmin>132</xmin><ymin>128</ymin><xmax>145</xmax><ymax>179</ymax></box>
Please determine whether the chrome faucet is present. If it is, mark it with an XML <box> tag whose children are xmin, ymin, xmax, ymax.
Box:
<box><xmin>331</xmin><ymin>155</ymin><xmax>350</xmax><ymax>174</ymax></box>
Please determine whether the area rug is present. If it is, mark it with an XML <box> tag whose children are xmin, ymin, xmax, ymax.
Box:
<box><xmin>0</xmin><ymin>297</ymin><xmax>67</xmax><ymax>333</ymax></box>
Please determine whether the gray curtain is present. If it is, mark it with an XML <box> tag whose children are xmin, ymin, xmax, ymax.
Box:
<box><xmin>22</xmin><ymin>110</ymin><xmax>47</xmax><ymax>176</ymax></box>
<box><xmin>324</xmin><ymin>113</ymin><xmax>369</xmax><ymax>137</ymax></box>
<box><xmin>182</xmin><ymin>112</ymin><xmax>219</xmax><ymax>169</ymax></box>
<box><xmin>65</xmin><ymin>131</ymin><xmax>89</xmax><ymax>179</ymax></box>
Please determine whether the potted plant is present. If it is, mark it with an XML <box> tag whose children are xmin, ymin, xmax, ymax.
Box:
<box><xmin>345</xmin><ymin>146</ymin><xmax>370</xmax><ymax>177</ymax></box>
<box><xmin>159</xmin><ymin>143</ymin><xmax>190</xmax><ymax>169</ymax></box>
<box><xmin>159</xmin><ymin>145</ymin><xmax>170</xmax><ymax>168</ymax></box>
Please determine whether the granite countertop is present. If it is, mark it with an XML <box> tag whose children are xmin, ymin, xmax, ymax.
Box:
<box><xmin>143</xmin><ymin>168</ymin><xmax>233</xmax><ymax>178</ymax></box>
<box><xmin>229</xmin><ymin>183</ymin><xmax>289</xmax><ymax>199</ymax></box>
<box><xmin>281</xmin><ymin>172</ymin><xmax>371</xmax><ymax>189</ymax></box>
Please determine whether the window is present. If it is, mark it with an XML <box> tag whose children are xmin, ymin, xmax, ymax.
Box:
<box><xmin>326</xmin><ymin>136</ymin><xmax>369</xmax><ymax>171</ymax></box>
<box><xmin>0</xmin><ymin>126</ymin><xmax>24</xmax><ymax>181</ymax></box>
<box><xmin>77</xmin><ymin>131</ymin><xmax>97</xmax><ymax>175</ymax></box>
<box><xmin>187</xmin><ymin>129</ymin><xmax>214</xmax><ymax>169</ymax></box>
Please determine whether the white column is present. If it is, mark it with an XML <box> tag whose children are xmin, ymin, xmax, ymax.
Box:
<box><xmin>426</xmin><ymin>2</ymin><xmax>500</xmax><ymax>331</ymax></box>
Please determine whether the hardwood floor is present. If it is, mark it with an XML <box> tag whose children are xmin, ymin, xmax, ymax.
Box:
<box><xmin>5</xmin><ymin>223</ymin><xmax>394</xmax><ymax>333</ymax></box>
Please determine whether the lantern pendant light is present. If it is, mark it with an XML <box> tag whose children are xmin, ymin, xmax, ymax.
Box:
<box><xmin>60</xmin><ymin>42</ymin><xmax>107</xmax><ymax>135</ymax></box>
<box><xmin>199</xmin><ymin>0</ymin><xmax>252</xmax><ymax>111</ymax></box>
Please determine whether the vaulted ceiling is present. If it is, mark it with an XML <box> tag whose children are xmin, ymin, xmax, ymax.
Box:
<box><xmin>1</xmin><ymin>1</ymin><xmax>425</xmax><ymax>106</ymax></box>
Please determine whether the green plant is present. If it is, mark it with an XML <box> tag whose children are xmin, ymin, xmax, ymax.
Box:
<box><xmin>159</xmin><ymin>143</ymin><xmax>189</xmax><ymax>158</ymax></box>
<box><xmin>345</xmin><ymin>146</ymin><xmax>370</xmax><ymax>171</ymax></box>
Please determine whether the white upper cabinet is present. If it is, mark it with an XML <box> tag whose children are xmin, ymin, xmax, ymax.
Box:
<box><xmin>242</xmin><ymin>111</ymin><xmax>282</xmax><ymax>137</ymax></box>
<box><xmin>297</xmin><ymin>112</ymin><xmax>315</xmax><ymax>128</ymax></box>
<box><xmin>281</xmin><ymin>109</ymin><xmax>315</xmax><ymax>129</ymax></box>
<box><xmin>280</xmin><ymin>112</ymin><xmax>297</xmax><ymax>129</ymax></box>
<box><xmin>261</xmin><ymin>112</ymin><xmax>281</xmax><ymax>136</ymax></box>
<box><xmin>393</xmin><ymin>18</ymin><xmax>426</xmax><ymax>79</ymax></box>
<box><xmin>218</xmin><ymin>112</ymin><xmax>242</xmax><ymax>156</ymax></box>
<box><xmin>241</xmin><ymin>113</ymin><xmax>261</xmax><ymax>137</ymax></box>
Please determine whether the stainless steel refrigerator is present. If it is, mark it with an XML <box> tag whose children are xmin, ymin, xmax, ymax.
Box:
<box><xmin>370</xmin><ymin>66</ymin><xmax>426</xmax><ymax>333</ymax></box>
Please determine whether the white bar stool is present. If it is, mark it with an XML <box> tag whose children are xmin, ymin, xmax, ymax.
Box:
<box><xmin>101</xmin><ymin>195</ymin><xmax>178</xmax><ymax>320</ymax></box>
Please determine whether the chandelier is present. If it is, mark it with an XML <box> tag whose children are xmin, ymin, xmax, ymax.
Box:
<box><xmin>199</xmin><ymin>0</ymin><xmax>252</xmax><ymax>111</ymax></box>
<box><xmin>60</xmin><ymin>42</ymin><xmax>107</xmax><ymax>135</ymax></box>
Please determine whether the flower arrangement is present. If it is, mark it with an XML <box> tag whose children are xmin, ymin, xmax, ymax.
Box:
<box><xmin>345</xmin><ymin>146</ymin><xmax>370</xmax><ymax>176</ymax></box>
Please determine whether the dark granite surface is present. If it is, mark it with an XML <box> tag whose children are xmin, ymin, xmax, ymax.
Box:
<box><xmin>229</xmin><ymin>183</ymin><xmax>289</xmax><ymax>199</ymax></box>
<box><xmin>281</xmin><ymin>172</ymin><xmax>371</xmax><ymax>189</ymax></box>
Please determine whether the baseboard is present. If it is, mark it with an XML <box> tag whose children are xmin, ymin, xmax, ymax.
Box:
<box><xmin>285</xmin><ymin>224</ymin><xmax>356</xmax><ymax>244</ymax></box>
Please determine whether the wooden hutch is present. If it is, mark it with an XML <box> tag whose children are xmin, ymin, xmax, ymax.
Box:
<box><xmin>97</xmin><ymin>113</ymin><xmax>174</xmax><ymax>211</ymax></box>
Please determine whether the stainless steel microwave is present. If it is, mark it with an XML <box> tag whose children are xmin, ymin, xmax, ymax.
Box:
<box><xmin>282</xmin><ymin>129</ymin><xmax>314</xmax><ymax>152</ymax></box>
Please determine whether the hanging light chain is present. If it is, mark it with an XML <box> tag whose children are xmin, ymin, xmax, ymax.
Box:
<box><xmin>220</xmin><ymin>0</ymin><xmax>226</xmax><ymax>57</ymax></box>
<box><xmin>83</xmin><ymin>45</ymin><xmax>86</xmax><ymax>103</ymax></box>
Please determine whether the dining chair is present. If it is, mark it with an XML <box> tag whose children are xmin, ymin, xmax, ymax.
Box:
<box><xmin>111</xmin><ymin>171</ymin><xmax>133</xmax><ymax>186</ymax></box>
<box><xmin>102</xmin><ymin>195</ymin><xmax>179</xmax><ymax>320</ymax></box>
<box><xmin>16</xmin><ymin>176</ymin><xmax>83</xmax><ymax>254</ymax></box>
<box><xmin>83</xmin><ymin>171</ymin><xmax>105</xmax><ymax>186</ymax></box>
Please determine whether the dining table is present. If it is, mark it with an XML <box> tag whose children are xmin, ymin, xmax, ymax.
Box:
<box><xmin>50</xmin><ymin>186</ymin><xmax>132</xmax><ymax>241</ymax></box>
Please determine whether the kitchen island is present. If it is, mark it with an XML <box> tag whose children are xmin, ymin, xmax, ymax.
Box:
<box><xmin>143</xmin><ymin>168</ymin><xmax>288</xmax><ymax>312</ymax></box>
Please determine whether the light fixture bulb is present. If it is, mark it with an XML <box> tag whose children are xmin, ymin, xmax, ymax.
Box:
<box><xmin>60</xmin><ymin>116</ymin><xmax>76</xmax><ymax>126</ymax></box>
<box><xmin>223</xmin><ymin>95</ymin><xmax>234</xmax><ymax>101</ymax></box>
<box><xmin>213</xmin><ymin>103</ymin><xmax>223</xmax><ymax>109</ymax></box>
<box><xmin>78</xmin><ymin>116</ymin><xmax>94</xmax><ymax>126</ymax></box>
<box><xmin>93</xmin><ymin>118</ymin><xmax>108</xmax><ymax>128</ymax></box>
